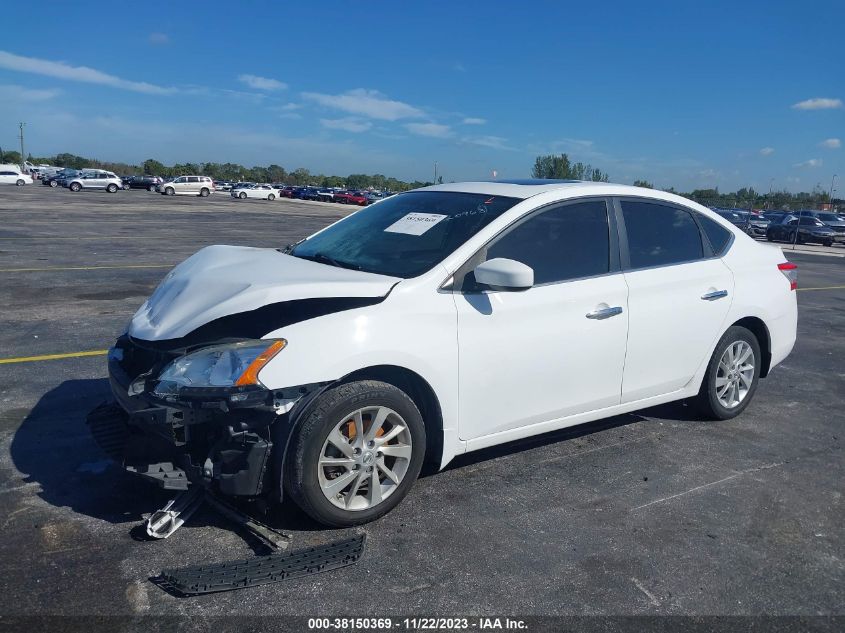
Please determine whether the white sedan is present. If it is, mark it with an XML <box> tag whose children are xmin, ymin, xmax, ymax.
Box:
<box><xmin>231</xmin><ymin>184</ymin><xmax>277</xmax><ymax>200</ymax></box>
<box><xmin>102</xmin><ymin>180</ymin><xmax>797</xmax><ymax>527</ymax></box>
<box><xmin>0</xmin><ymin>170</ymin><xmax>33</xmax><ymax>186</ymax></box>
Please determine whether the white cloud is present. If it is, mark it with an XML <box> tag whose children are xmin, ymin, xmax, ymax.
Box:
<box><xmin>461</xmin><ymin>135</ymin><xmax>514</xmax><ymax>151</ymax></box>
<box><xmin>148</xmin><ymin>32</ymin><xmax>169</xmax><ymax>45</ymax></box>
<box><xmin>453</xmin><ymin>63</ymin><xmax>467</xmax><ymax>72</ymax></box>
<box><xmin>302</xmin><ymin>88</ymin><xmax>424</xmax><ymax>121</ymax></box>
<box><xmin>405</xmin><ymin>122</ymin><xmax>452</xmax><ymax>138</ymax></box>
<box><xmin>0</xmin><ymin>50</ymin><xmax>177</xmax><ymax>95</ymax></box>
<box><xmin>791</xmin><ymin>97</ymin><xmax>843</xmax><ymax>110</ymax></box>
<box><xmin>462</xmin><ymin>117</ymin><xmax>486</xmax><ymax>125</ymax></box>
<box><xmin>278</xmin><ymin>102</ymin><xmax>301</xmax><ymax>111</ymax></box>
<box><xmin>320</xmin><ymin>118</ymin><xmax>372</xmax><ymax>133</ymax></box>
<box><xmin>794</xmin><ymin>158</ymin><xmax>823</xmax><ymax>168</ymax></box>
<box><xmin>0</xmin><ymin>83</ymin><xmax>60</xmax><ymax>101</ymax></box>
<box><xmin>759</xmin><ymin>147</ymin><xmax>775</xmax><ymax>156</ymax></box>
<box><xmin>237</xmin><ymin>74</ymin><xmax>288</xmax><ymax>91</ymax></box>
<box><xmin>819</xmin><ymin>138</ymin><xmax>841</xmax><ymax>149</ymax></box>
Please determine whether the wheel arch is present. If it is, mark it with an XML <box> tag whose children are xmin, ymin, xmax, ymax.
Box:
<box><xmin>272</xmin><ymin>364</ymin><xmax>444</xmax><ymax>502</ymax></box>
<box><xmin>731</xmin><ymin>316</ymin><xmax>772</xmax><ymax>377</ymax></box>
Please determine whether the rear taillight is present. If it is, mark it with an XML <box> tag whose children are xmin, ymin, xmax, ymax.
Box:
<box><xmin>778</xmin><ymin>262</ymin><xmax>798</xmax><ymax>290</ymax></box>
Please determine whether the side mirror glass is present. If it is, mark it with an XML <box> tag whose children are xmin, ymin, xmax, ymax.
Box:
<box><xmin>473</xmin><ymin>258</ymin><xmax>534</xmax><ymax>291</ymax></box>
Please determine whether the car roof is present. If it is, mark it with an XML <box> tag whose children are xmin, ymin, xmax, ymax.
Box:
<box><xmin>419</xmin><ymin>180</ymin><xmax>663</xmax><ymax>200</ymax></box>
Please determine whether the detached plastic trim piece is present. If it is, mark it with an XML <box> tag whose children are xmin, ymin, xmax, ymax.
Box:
<box><xmin>153</xmin><ymin>533</ymin><xmax>366</xmax><ymax>596</ymax></box>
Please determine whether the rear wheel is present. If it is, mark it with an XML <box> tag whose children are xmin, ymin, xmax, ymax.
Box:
<box><xmin>148</xmin><ymin>185</ymin><xmax>156</xmax><ymax>192</ymax></box>
<box><xmin>268</xmin><ymin>193</ymin><xmax>275</xmax><ymax>201</ymax></box>
<box><xmin>284</xmin><ymin>380</ymin><xmax>426</xmax><ymax>527</ymax></box>
<box><xmin>823</xmin><ymin>239</ymin><xmax>833</xmax><ymax>247</ymax></box>
<box><xmin>694</xmin><ymin>326</ymin><xmax>761</xmax><ymax>420</ymax></box>
<box><xmin>199</xmin><ymin>188</ymin><xmax>210</xmax><ymax>197</ymax></box>
<box><xmin>50</xmin><ymin>180</ymin><xmax>58</xmax><ymax>188</ymax></box>
<box><xmin>15</xmin><ymin>179</ymin><xmax>25</xmax><ymax>186</ymax></box>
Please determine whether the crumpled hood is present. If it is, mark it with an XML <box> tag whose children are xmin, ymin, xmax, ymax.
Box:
<box><xmin>129</xmin><ymin>245</ymin><xmax>400</xmax><ymax>341</ymax></box>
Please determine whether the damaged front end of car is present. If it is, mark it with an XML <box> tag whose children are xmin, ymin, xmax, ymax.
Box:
<box><xmin>88</xmin><ymin>334</ymin><xmax>319</xmax><ymax>499</ymax></box>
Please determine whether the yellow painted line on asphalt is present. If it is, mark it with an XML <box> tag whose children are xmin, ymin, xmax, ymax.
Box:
<box><xmin>0</xmin><ymin>263</ymin><xmax>174</xmax><ymax>272</ymax></box>
<box><xmin>0</xmin><ymin>350</ymin><xmax>108</xmax><ymax>365</ymax></box>
<box><xmin>798</xmin><ymin>285</ymin><xmax>845</xmax><ymax>291</ymax></box>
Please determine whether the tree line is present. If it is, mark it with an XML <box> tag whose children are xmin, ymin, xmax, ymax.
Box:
<box><xmin>1</xmin><ymin>147</ymin><xmax>835</xmax><ymax>208</ymax></box>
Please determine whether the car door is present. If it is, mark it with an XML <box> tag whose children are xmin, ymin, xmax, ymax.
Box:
<box><xmin>616</xmin><ymin>198</ymin><xmax>734</xmax><ymax>403</ymax></box>
<box><xmin>454</xmin><ymin>198</ymin><xmax>629</xmax><ymax>441</ymax></box>
<box><xmin>0</xmin><ymin>171</ymin><xmax>14</xmax><ymax>185</ymax></box>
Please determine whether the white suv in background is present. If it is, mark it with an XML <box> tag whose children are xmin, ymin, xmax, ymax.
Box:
<box><xmin>159</xmin><ymin>176</ymin><xmax>214</xmax><ymax>197</ymax></box>
<box><xmin>67</xmin><ymin>170</ymin><xmax>123</xmax><ymax>193</ymax></box>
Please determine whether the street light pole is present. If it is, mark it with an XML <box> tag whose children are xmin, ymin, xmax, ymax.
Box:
<box><xmin>829</xmin><ymin>174</ymin><xmax>838</xmax><ymax>208</ymax></box>
<box><xmin>18</xmin><ymin>122</ymin><xmax>26</xmax><ymax>170</ymax></box>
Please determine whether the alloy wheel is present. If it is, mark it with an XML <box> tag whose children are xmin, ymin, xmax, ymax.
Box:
<box><xmin>317</xmin><ymin>406</ymin><xmax>413</xmax><ymax>511</ymax></box>
<box><xmin>715</xmin><ymin>340</ymin><xmax>755</xmax><ymax>409</ymax></box>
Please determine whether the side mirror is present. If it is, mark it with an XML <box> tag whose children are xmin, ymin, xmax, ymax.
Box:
<box><xmin>473</xmin><ymin>258</ymin><xmax>534</xmax><ymax>291</ymax></box>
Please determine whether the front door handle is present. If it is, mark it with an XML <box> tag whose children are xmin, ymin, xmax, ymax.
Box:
<box><xmin>586</xmin><ymin>306</ymin><xmax>623</xmax><ymax>320</ymax></box>
<box><xmin>701</xmin><ymin>290</ymin><xmax>728</xmax><ymax>301</ymax></box>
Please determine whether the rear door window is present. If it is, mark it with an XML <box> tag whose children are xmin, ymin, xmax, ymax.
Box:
<box><xmin>621</xmin><ymin>200</ymin><xmax>704</xmax><ymax>269</ymax></box>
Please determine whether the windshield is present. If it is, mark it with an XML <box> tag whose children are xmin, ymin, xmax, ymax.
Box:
<box><xmin>291</xmin><ymin>191</ymin><xmax>521</xmax><ymax>278</ymax></box>
<box><xmin>815</xmin><ymin>213</ymin><xmax>840</xmax><ymax>222</ymax></box>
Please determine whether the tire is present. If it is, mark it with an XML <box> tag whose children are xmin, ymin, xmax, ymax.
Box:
<box><xmin>15</xmin><ymin>179</ymin><xmax>25</xmax><ymax>186</ymax></box>
<box><xmin>795</xmin><ymin>232</ymin><xmax>803</xmax><ymax>244</ymax></box>
<box><xmin>239</xmin><ymin>192</ymin><xmax>247</xmax><ymax>199</ymax></box>
<box><xmin>824</xmin><ymin>240</ymin><xmax>833</xmax><ymax>247</ymax></box>
<box><xmin>70</xmin><ymin>182</ymin><xmax>81</xmax><ymax>192</ymax></box>
<box><xmin>148</xmin><ymin>185</ymin><xmax>156</xmax><ymax>192</ymax></box>
<box><xmin>165</xmin><ymin>187</ymin><xmax>175</xmax><ymax>196</ymax></box>
<box><xmin>267</xmin><ymin>193</ymin><xmax>275</xmax><ymax>201</ymax></box>
<box><xmin>284</xmin><ymin>380</ymin><xmax>426</xmax><ymax>527</ymax></box>
<box><xmin>106</xmin><ymin>184</ymin><xmax>118</xmax><ymax>193</ymax></box>
<box><xmin>766</xmin><ymin>233</ymin><xmax>773</xmax><ymax>242</ymax></box>
<box><xmin>693</xmin><ymin>326</ymin><xmax>762</xmax><ymax>421</ymax></box>
<box><xmin>199</xmin><ymin>188</ymin><xmax>210</xmax><ymax>197</ymax></box>
<box><xmin>50</xmin><ymin>180</ymin><xmax>58</xmax><ymax>188</ymax></box>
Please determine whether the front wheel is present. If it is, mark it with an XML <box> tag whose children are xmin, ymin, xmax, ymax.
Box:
<box><xmin>106</xmin><ymin>184</ymin><xmax>118</xmax><ymax>193</ymax></box>
<box><xmin>165</xmin><ymin>187</ymin><xmax>175</xmax><ymax>196</ymax></box>
<box><xmin>694</xmin><ymin>326</ymin><xmax>761</xmax><ymax>420</ymax></box>
<box><xmin>148</xmin><ymin>185</ymin><xmax>156</xmax><ymax>192</ymax></box>
<box><xmin>823</xmin><ymin>239</ymin><xmax>833</xmax><ymax>247</ymax></box>
<box><xmin>284</xmin><ymin>380</ymin><xmax>426</xmax><ymax>527</ymax></box>
<box><xmin>239</xmin><ymin>192</ymin><xmax>247</xmax><ymax>199</ymax></box>
<box><xmin>69</xmin><ymin>182</ymin><xmax>81</xmax><ymax>192</ymax></box>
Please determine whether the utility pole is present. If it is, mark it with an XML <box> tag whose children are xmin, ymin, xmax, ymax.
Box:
<box><xmin>829</xmin><ymin>174</ymin><xmax>838</xmax><ymax>209</ymax></box>
<box><xmin>433</xmin><ymin>161</ymin><xmax>437</xmax><ymax>185</ymax></box>
<box><xmin>18</xmin><ymin>122</ymin><xmax>26</xmax><ymax>170</ymax></box>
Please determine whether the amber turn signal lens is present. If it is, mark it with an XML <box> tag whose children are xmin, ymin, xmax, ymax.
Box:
<box><xmin>234</xmin><ymin>339</ymin><xmax>287</xmax><ymax>386</ymax></box>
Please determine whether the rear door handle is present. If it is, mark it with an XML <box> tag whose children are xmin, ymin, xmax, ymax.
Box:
<box><xmin>701</xmin><ymin>290</ymin><xmax>728</xmax><ymax>301</ymax></box>
<box><xmin>586</xmin><ymin>306</ymin><xmax>623</xmax><ymax>320</ymax></box>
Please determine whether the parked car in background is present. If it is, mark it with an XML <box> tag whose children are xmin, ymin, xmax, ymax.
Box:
<box><xmin>66</xmin><ymin>170</ymin><xmax>123</xmax><ymax>193</ymax></box>
<box><xmin>334</xmin><ymin>190</ymin><xmax>369</xmax><ymax>206</ymax></box>
<box><xmin>766</xmin><ymin>214</ymin><xmax>835</xmax><ymax>246</ymax></box>
<box><xmin>231</xmin><ymin>184</ymin><xmax>277</xmax><ymax>200</ymax></box>
<box><xmin>159</xmin><ymin>176</ymin><xmax>215</xmax><ymax>197</ymax></box>
<box><xmin>135</xmin><ymin>175</ymin><xmax>164</xmax><ymax>191</ymax></box>
<box><xmin>807</xmin><ymin>211</ymin><xmax>845</xmax><ymax>242</ymax></box>
<box><xmin>0</xmin><ymin>169</ymin><xmax>33</xmax><ymax>186</ymax></box>
<box><xmin>214</xmin><ymin>181</ymin><xmax>233</xmax><ymax>191</ymax></box>
<box><xmin>42</xmin><ymin>169</ymin><xmax>78</xmax><ymax>187</ymax></box>
<box><xmin>737</xmin><ymin>211</ymin><xmax>769</xmax><ymax>238</ymax></box>
<box><xmin>280</xmin><ymin>186</ymin><xmax>299</xmax><ymax>198</ymax></box>
<box><xmin>296</xmin><ymin>187</ymin><xmax>322</xmax><ymax>200</ymax></box>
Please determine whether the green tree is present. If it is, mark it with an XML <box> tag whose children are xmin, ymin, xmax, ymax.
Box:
<box><xmin>143</xmin><ymin>159</ymin><xmax>167</xmax><ymax>175</ymax></box>
<box><xmin>633</xmin><ymin>180</ymin><xmax>653</xmax><ymax>188</ymax></box>
<box><xmin>531</xmin><ymin>153</ymin><xmax>609</xmax><ymax>181</ymax></box>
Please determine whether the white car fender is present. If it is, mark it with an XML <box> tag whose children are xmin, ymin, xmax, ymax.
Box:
<box><xmin>257</xmin><ymin>264</ymin><xmax>465</xmax><ymax>469</ymax></box>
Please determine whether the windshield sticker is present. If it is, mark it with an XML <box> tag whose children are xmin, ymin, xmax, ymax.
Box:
<box><xmin>384</xmin><ymin>213</ymin><xmax>448</xmax><ymax>236</ymax></box>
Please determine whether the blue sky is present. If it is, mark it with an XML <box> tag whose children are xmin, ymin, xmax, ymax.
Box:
<box><xmin>0</xmin><ymin>1</ymin><xmax>842</xmax><ymax>193</ymax></box>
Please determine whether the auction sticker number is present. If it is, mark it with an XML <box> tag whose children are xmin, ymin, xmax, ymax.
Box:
<box><xmin>384</xmin><ymin>213</ymin><xmax>447</xmax><ymax>236</ymax></box>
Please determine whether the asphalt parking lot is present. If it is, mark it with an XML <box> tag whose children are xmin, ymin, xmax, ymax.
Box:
<box><xmin>0</xmin><ymin>186</ymin><xmax>842</xmax><ymax>619</ymax></box>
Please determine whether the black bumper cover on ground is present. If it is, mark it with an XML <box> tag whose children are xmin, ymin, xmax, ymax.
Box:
<box><xmin>153</xmin><ymin>534</ymin><xmax>366</xmax><ymax>596</ymax></box>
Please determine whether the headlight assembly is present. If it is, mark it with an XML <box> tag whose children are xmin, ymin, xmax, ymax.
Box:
<box><xmin>153</xmin><ymin>339</ymin><xmax>286</xmax><ymax>397</ymax></box>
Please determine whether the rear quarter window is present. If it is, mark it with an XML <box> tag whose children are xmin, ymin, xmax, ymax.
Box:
<box><xmin>697</xmin><ymin>213</ymin><xmax>732</xmax><ymax>255</ymax></box>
